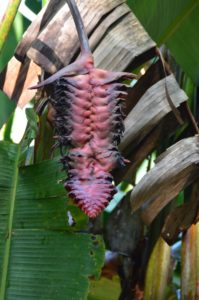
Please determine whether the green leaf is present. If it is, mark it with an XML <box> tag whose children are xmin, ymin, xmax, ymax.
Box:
<box><xmin>3</xmin><ymin>114</ymin><xmax>14</xmax><ymax>142</ymax></box>
<box><xmin>88</xmin><ymin>276</ymin><xmax>121</xmax><ymax>300</ymax></box>
<box><xmin>0</xmin><ymin>92</ymin><xmax>16</xmax><ymax>129</ymax></box>
<box><xmin>25</xmin><ymin>108</ymin><xmax>39</xmax><ymax>128</ymax></box>
<box><xmin>0</xmin><ymin>141</ymin><xmax>105</xmax><ymax>299</ymax></box>
<box><xmin>34</xmin><ymin>110</ymin><xmax>54</xmax><ymax>163</ymax></box>
<box><xmin>128</xmin><ymin>0</ymin><xmax>199</xmax><ymax>84</ymax></box>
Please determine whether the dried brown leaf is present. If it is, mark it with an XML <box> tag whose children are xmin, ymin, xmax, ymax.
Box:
<box><xmin>130</xmin><ymin>136</ymin><xmax>199</xmax><ymax>225</ymax></box>
<box><xmin>16</xmin><ymin>0</ymin><xmax>155</xmax><ymax>73</ymax></box>
<box><xmin>1</xmin><ymin>0</ymin><xmax>156</xmax><ymax>107</ymax></box>
<box><xmin>120</xmin><ymin>74</ymin><xmax>187</xmax><ymax>154</ymax></box>
<box><xmin>162</xmin><ymin>181</ymin><xmax>199</xmax><ymax>245</ymax></box>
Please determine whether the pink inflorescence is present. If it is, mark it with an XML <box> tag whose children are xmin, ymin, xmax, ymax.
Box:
<box><xmin>51</xmin><ymin>56</ymin><xmax>132</xmax><ymax>218</ymax></box>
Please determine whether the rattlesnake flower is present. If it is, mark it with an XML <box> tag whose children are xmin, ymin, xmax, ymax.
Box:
<box><xmin>31</xmin><ymin>0</ymin><xmax>134</xmax><ymax>218</ymax></box>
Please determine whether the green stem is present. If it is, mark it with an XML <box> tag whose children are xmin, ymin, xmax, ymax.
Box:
<box><xmin>0</xmin><ymin>0</ymin><xmax>22</xmax><ymax>53</ymax></box>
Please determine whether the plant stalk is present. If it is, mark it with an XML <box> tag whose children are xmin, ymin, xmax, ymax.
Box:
<box><xmin>66</xmin><ymin>0</ymin><xmax>91</xmax><ymax>55</ymax></box>
<box><xmin>0</xmin><ymin>0</ymin><xmax>22</xmax><ymax>54</ymax></box>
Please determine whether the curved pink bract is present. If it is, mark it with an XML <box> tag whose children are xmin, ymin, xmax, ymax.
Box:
<box><xmin>31</xmin><ymin>0</ymin><xmax>134</xmax><ymax>218</ymax></box>
<box><xmin>52</xmin><ymin>58</ymin><xmax>132</xmax><ymax>218</ymax></box>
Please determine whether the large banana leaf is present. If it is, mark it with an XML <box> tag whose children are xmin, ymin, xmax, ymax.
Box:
<box><xmin>128</xmin><ymin>0</ymin><xmax>199</xmax><ymax>84</ymax></box>
<box><xmin>0</xmin><ymin>141</ymin><xmax>105</xmax><ymax>300</ymax></box>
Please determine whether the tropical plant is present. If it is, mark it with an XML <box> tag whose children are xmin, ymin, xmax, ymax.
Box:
<box><xmin>0</xmin><ymin>0</ymin><xmax>198</xmax><ymax>299</ymax></box>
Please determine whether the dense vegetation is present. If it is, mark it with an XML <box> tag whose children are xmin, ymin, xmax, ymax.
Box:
<box><xmin>0</xmin><ymin>1</ymin><xmax>198</xmax><ymax>299</ymax></box>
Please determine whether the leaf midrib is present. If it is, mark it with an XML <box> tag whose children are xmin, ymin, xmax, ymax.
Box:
<box><xmin>158</xmin><ymin>0</ymin><xmax>199</xmax><ymax>45</ymax></box>
<box><xmin>0</xmin><ymin>146</ymin><xmax>20</xmax><ymax>300</ymax></box>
